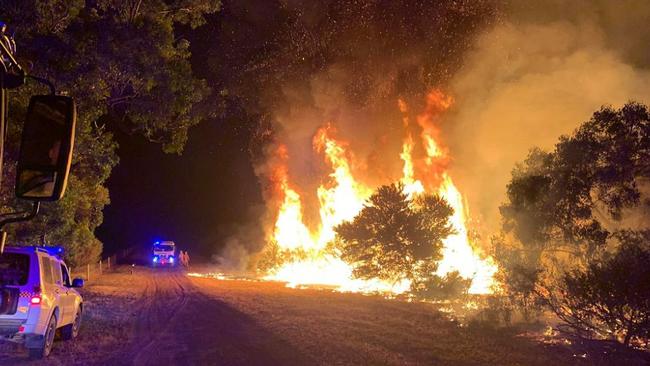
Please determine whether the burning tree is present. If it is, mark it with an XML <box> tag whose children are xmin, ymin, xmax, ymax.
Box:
<box><xmin>334</xmin><ymin>183</ymin><xmax>470</xmax><ymax>299</ymax></box>
<box><xmin>260</xmin><ymin>90</ymin><xmax>497</xmax><ymax>294</ymax></box>
<box><xmin>497</xmin><ymin>102</ymin><xmax>650</xmax><ymax>345</ymax></box>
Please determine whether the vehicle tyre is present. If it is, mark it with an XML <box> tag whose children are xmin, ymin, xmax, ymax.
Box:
<box><xmin>61</xmin><ymin>307</ymin><xmax>82</xmax><ymax>340</ymax></box>
<box><xmin>29</xmin><ymin>313</ymin><xmax>57</xmax><ymax>359</ymax></box>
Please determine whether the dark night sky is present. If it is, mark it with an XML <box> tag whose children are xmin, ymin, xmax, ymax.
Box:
<box><xmin>96</xmin><ymin>110</ymin><xmax>262</xmax><ymax>257</ymax></box>
<box><xmin>96</xmin><ymin>3</ymin><xmax>273</xmax><ymax>258</ymax></box>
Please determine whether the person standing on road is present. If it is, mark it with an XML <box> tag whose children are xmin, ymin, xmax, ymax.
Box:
<box><xmin>179</xmin><ymin>250</ymin><xmax>186</xmax><ymax>268</ymax></box>
<box><xmin>184</xmin><ymin>251</ymin><xmax>190</xmax><ymax>269</ymax></box>
<box><xmin>180</xmin><ymin>250</ymin><xmax>189</xmax><ymax>269</ymax></box>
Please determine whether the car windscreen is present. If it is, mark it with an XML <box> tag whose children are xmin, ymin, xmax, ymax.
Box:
<box><xmin>0</xmin><ymin>253</ymin><xmax>30</xmax><ymax>286</ymax></box>
<box><xmin>154</xmin><ymin>245</ymin><xmax>174</xmax><ymax>252</ymax></box>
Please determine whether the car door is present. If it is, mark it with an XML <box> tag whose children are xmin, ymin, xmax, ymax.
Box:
<box><xmin>39</xmin><ymin>255</ymin><xmax>62</xmax><ymax>326</ymax></box>
<box><xmin>58</xmin><ymin>263</ymin><xmax>76</xmax><ymax>324</ymax></box>
<box><xmin>49</xmin><ymin>259</ymin><xmax>72</xmax><ymax>325</ymax></box>
<box><xmin>49</xmin><ymin>259</ymin><xmax>64</xmax><ymax>323</ymax></box>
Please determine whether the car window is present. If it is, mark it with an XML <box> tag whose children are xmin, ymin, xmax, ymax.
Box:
<box><xmin>60</xmin><ymin>263</ymin><xmax>71</xmax><ymax>287</ymax></box>
<box><xmin>50</xmin><ymin>259</ymin><xmax>62</xmax><ymax>285</ymax></box>
<box><xmin>40</xmin><ymin>256</ymin><xmax>53</xmax><ymax>284</ymax></box>
<box><xmin>0</xmin><ymin>253</ymin><xmax>30</xmax><ymax>286</ymax></box>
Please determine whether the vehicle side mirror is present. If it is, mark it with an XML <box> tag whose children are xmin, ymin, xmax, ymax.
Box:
<box><xmin>15</xmin><ymin>95</ymin><xmax>75</xmax><ymax>201</ymax></box>
<box><xmin>71</xmin><ymin>278</ymin><xmax>84</xmax><ymax>288</ymax></box>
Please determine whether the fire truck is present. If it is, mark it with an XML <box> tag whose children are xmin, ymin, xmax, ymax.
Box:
<box><xmin>152</xmin><ymin>241</ymin><xmax>176</xmax><ymax>267</ymax></box>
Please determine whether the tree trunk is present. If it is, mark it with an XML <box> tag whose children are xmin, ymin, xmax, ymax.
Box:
<box><xmin>623</xmin><ymin>331</ymin><xmax>632</xmax><ymax>347</ymax></box>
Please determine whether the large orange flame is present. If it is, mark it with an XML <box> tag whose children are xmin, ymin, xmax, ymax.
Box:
<box><xmin>265</xmin><ymin>90</ymin><xmax>497</xmax><ymax>295</ymax></box>
<box><xmin>314</xmin><ymin>125</ymin><xmax>373</xmax><ymax>246</ymax></box>
<box><xmin>271</xmin><ymin>145</ymin><xmax>312</xmax><ymax>251</ymax></box>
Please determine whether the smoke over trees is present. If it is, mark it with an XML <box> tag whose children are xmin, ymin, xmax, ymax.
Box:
<box><xmin>195</xmin><ymin>0</ymin><xmax>501</xmax><ymax>263</ymax></box>
<box><xmin>446</xmin><ymin>0</ymin><xmax>650</xmax><ymax>236</ymax></box>
<box><xmin>205</xmin><ymin>0</ymin><xmax>650</xmax><ymax>269</ymax></box>
<box><xmin>495</xmin><ymin>102</ymin><xmax>650</xmax><ymax>346</ymax></box>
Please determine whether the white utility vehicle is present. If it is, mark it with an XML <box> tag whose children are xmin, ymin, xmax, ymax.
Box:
<box><xmin>152</xmin><ymin>240</ymin><xmax>176</xmax><ymax>267</ymax></box>
<box><xmin>0</xmin><ymin>246</ymin><xmax>84</xmax><ymax>359</ymax></box>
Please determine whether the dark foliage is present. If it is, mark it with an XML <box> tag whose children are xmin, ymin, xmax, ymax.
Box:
<box><xmin>192</xmin><ymin>1</ymin><xmax>501</xmax><ymax>160</ymax></box>
<box><xmin>551</xmin><ymin>231</ymin><xmax>650</xmax><ymax>346</ymax></box>
<box><xmin>334</xmin><ymin>183</ymin><xmax>458</xmax><ymax>292</ymax></box>
<box><xmin>0</xmin><ymin>0</ymin><xmax>220</xmax><ymax>265</ymax></box>
<box><xmin>497</xmin><ymin>102</ymin><xmax>650</xmax><ymax>345</ymax></box>
<box><xmin>411</xmin><ymin>270</ymin><xmax>471</xmax><ymax>301</ymax></box>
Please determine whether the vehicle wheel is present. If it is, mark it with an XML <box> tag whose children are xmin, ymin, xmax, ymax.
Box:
<box><xmin>29</xmin><ymin>313</ymin><xmax>57</xmax><ymax>359</ymax></box>
<box><xmin>61</xmin><ymin>308</ymin><xmax>82</xmax><ymax>340</ymax></box>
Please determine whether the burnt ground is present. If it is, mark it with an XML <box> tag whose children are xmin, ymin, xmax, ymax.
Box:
<box><xmin>0</xmin><ymin>265</ymin><xmax>648</xmax><ymax>365</ymax></box>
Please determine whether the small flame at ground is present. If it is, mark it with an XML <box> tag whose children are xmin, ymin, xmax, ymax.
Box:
<box><xmin>264</xmin><ymin>90</ymin><xmax>497</xmax><ymax>295</ymax></box>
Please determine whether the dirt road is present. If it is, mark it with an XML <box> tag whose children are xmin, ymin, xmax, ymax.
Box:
<box><xmin>121</xmin><ymin>269</ymin><xmax>307</xmax><ymax>365</ymax></box>
<box><xmin>0</xmin><ymin>267</ymin><xmax>307</xmax><ymax>365</ymax></box>
<box><xmin>0</xmin><ymin>266</ymin><xmax>647</xmax><ymax>365</ymax></box>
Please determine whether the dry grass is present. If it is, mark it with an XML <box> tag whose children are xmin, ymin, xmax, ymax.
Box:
<box><xmin>1</xmin><ymin>266</ymin><xmax>647</xmax><ymax>365</ymax></box>
<box><xmin>189</xmin><ymin>275</ymin><xmax>650</xmax><ymax>366</ymax></box>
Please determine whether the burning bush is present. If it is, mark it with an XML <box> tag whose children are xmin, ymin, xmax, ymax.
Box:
<box><xmin>256</xmin><ymin>240</ymin><xmax>310</xmax><ymax>273</ymax></box>
<box><xmin>411</xmin><ymin>270</ymin><xmax>471</xmax><ymax>301</ymax></box>
<box><xmin>550</xmin><ymin>231</ymin><xmax>650</xmax><ymax>346</ymax></box>
<box><xmin>334</xmin><ymin>183</ymin><xmax>469</xmax><ymax>299</ymax></box>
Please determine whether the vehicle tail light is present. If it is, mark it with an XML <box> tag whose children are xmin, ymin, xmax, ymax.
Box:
<box><xmin>18</xmin><ymin>325</ymin><xmax>25</xmax><ymax>333</ymax></box>
<box><xmin>30</xmin><ymin>294</ymin><xmax>42</xmax><ymax>305</ymax></box>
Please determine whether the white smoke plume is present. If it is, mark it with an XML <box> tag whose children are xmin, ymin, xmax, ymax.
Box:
<box><xmin>445</xmin><ymin>0</ymin><xmax>650</xmax><ymax>234</ymax></box>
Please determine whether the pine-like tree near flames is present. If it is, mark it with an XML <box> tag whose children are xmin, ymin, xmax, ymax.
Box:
<box><xmin>334</xmin><ymin>184</ymin><xmax>455</xmax><ymax>285</ymax></box>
